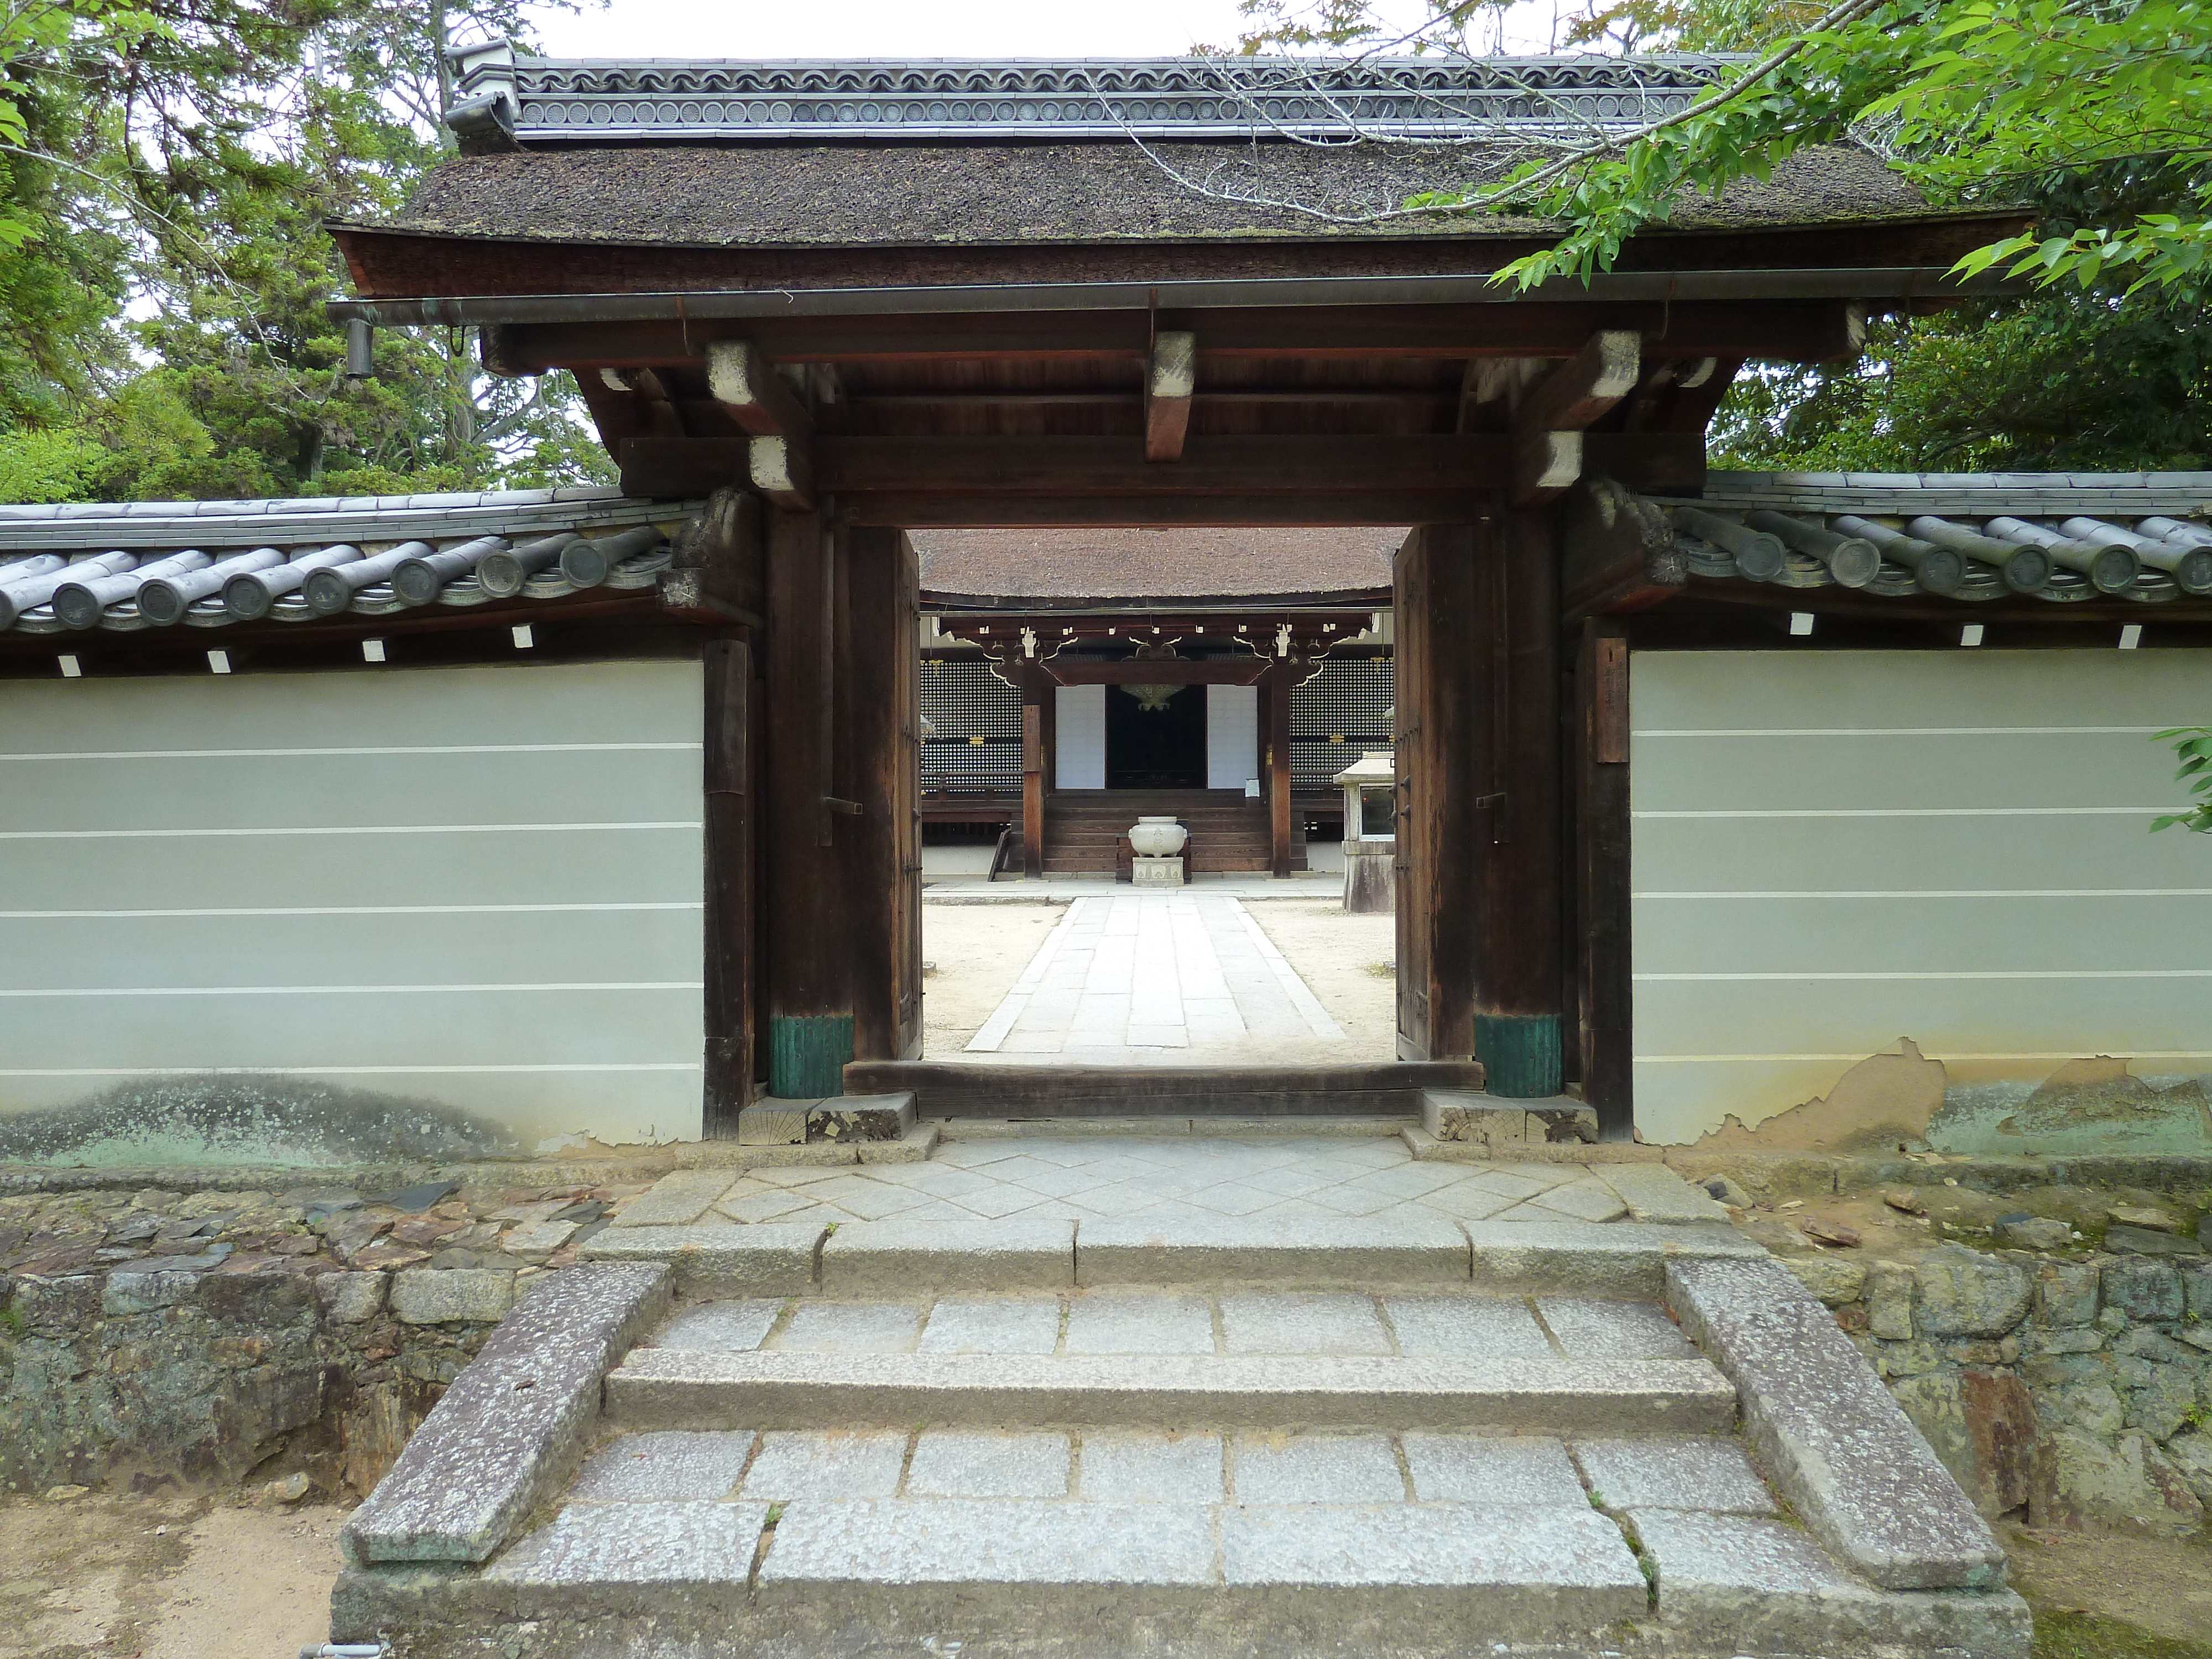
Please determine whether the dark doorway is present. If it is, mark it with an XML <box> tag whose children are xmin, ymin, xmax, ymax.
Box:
<box><xmin>1107</xmin><ymin>683</ymin><xmax>1205</xmax><ymax>787</ymax></box>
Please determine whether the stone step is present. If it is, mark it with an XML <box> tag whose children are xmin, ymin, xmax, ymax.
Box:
<box><xmin>602</xmin><ymin>1285</ymin><xmax>1735</xmax><ymax>1433</ymax></box>
<box><xmin>334</xmin><ymin>1423</ymin><xmax>2032</xmax><ymax>1658</ymax></box>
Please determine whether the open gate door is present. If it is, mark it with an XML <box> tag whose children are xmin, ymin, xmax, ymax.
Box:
<box><xmin>849</xmin><ymin>526</ymin><xmax>926</xmax><ymax>1062</ymax></box>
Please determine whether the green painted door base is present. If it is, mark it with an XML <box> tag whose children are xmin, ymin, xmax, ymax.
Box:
<box><xmin>1475</xmin><ymin>1013</ymin><xmax>1563</xmax><ymax>1099</ymax></box>
<box><xmin>769</xmin><ymin>1014</ymin><xmax>853</xmax><ymax>1099</ymax></box>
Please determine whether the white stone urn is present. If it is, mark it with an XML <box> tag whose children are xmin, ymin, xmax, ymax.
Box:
<box><xmin>1128</xmin><ymin>815</ymin><xmax>1188</xmax><ymax>856</ymax></box>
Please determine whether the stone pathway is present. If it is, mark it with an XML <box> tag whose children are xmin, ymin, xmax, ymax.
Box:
<box><xmin>625</xmin><ymin>1134</ymin><xmax>1648</xmax><ymax>1231</ymax></box>
<box><xmin>964</xmin><ymin>893</ymin><xmax>1343</xmax><ymax>1059</ymax></box>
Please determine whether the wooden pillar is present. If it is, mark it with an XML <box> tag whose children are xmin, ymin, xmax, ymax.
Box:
<box><xmin>1392</xmin><ymin>523</ymin><xmax>1482</xmax><ymax>1062</ymax></box>
<box><xmin>1468</xmin><ymin>507</ymin><xmax>1565</xmax><ymax>1098</ymax></box>
<box><xmin>1020</xmin><ymin>670</ymin><xmax>1046</xmax><ymax>878</ymax></box>
<box><xmin>701</xmin><ymin>636</ymin><xmax>759</xmax><ymax>1134</ymax></box>
<box><xmin>763</xmin><ymin>508</ymin><xmax>853</xmax><ymax>1097</ymax></box>
<box><xmin>1266</xmin><ymin>664</ymin><xmax>1294</xmax><ymax>877</ymax></box>
<box><xmin>1575</xmin><ymin>619</ymin><xmax>1634</xmax><ymax>1137</ymax></box>
<box><xmin>846</xmin><ymin>526</ymin><xmax>925</xmax><ymax>1063</ymax></box>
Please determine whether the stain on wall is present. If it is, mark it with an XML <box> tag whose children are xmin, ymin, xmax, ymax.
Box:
<box><xmin>0</xmin><ymin>1075</ymin><xmax>519</xmax><ymax>1168</ymax></box>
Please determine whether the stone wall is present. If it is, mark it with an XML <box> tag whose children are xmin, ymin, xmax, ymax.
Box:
<box><xmin>1773</xmin><ymin>1220</ymin><xmax>2212</xmax><ymax>1536</ymax></box>
<box><xmin>0</xmin><ymin>1173</ymin><xmax>651</xmax><ymax>1495</ymax></box>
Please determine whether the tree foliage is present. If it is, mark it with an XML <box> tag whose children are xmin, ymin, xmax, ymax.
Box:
<box><xmin>2152</xmin><ymin>727</ymin><xmax>2212</xmax><ymax>833</ymax></box>
<box><xmin>0</xmin><ymin>0</ymin><xmax>611</xmax><ymax>502</ymax></box>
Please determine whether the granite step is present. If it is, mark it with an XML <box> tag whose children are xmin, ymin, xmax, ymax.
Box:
<box><xmin>335</xmin><ymin>1421</ymin><xmax>2032</xmax><ymax>1658</ymax></box>
<box><xmin>603</xmin><ymin>1285</ymin><xmax>1738</xmax><ymax>1433</ymax></box>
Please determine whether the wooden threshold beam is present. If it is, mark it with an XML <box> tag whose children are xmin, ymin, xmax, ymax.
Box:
<box><xmin>1145</xmin><ymin>330</ymin><xmax>1196</xmax><ymax>462</ymax></box>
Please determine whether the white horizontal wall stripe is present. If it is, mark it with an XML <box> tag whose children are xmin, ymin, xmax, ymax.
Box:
<box><xmin>1635</xmin><ymin>889</ymin><xmax>2212</xmax><ymax>900</ymax></box>
<box><xmin>0</xmin><ymin>743</ymin><xmax>702</xmax><ymax>762</ymax></box>
<box><xmin>1636</xmin><ymin>970</ymin><xmax>2212</xmax><ymax>982</ymax></box>
<box><xmin>0</xmin><ymin>1063</ymin><xmax>703</xmax><ymax>1077</ymax></box>
<box><xmin>0</xmin><ymin>821</ymin><xmax>703</xmax><ymax>841</ymax></box>
<box><xmin>1637</xmin><ymin>1051</ymin><xmax>2212</xmax><ymax>1065</ymax></box>
<box><xmin>1632</xmin><ymin>724</ymin><xmax>2168</xmax><ymax>738</ymax></box>
<box><xmin>1633</xmin><ymin>807</ymin><xmax>2164</xmax><ymax>820</ymax></box>
<box><xmin>0</xmin><ymin>982</ymin><xmax>706</xmax><ymax>998</ymax></box>
<box><xmin>0</xmin><ymin>902</ymin><xmax>705</xmax><ymax>920</ymax></box>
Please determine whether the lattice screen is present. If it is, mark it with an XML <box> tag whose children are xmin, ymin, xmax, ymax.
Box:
<box><xmin>920</xmin><ymin>658</ymin><xmax>1022</xmax><ymax>792</ymax></box>
<box><xmin>1290</xmin><ymin>657</ymin><xmax>1395</xmax><ymax>788</ymax></box>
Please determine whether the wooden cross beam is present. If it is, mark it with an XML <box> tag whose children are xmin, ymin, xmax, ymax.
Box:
<box><xmin>707</xmin><ymin>339</ymin><xmax>817</xmax><ymax>510</ymax></box>
<box><xmin>1145</xmin><ymin>330</ymin><xmax>1196</xmax><ymax>462</ymax></box>
<box><xmin>1510</xmin><ymin>331</ymin><xmax>1641</xmax><ymax>507</ymax></box>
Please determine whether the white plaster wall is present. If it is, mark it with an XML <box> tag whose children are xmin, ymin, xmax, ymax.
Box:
<box><xmin>0</xmin><ymin>660</ymin><xmax>707</xmax><ymax>1147</ymax></box>
<box><xmin>1629</xmin><ymin>649</ymin><xmax>2212</xmax><ymax>1143</ymax></box>
<box><xmin>1055</xmin><ymin>684</ymin><xmax>1105</xmax><ymax>788</ymax></box>
<box><xmin>1207</xmin><ymin>683</ymin><xmax>1258</xmax><ymax>790</ymax></box>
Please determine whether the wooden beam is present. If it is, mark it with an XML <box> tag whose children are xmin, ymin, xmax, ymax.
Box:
<box><xmin>839</xmin><ymin>1058</ymin><xmax>1488</xmax><ymax>1117</ymax></box>
<box><xmin>846</xmin><ymin>493</ymin><xmax>1490</xmax><ymax>528</ymax></box>
<box><xmin>1559</xmin><ymin>476</ymin><xmax>1687</xmax><ymax>622</ymax></box>
<box><xmin>1045</xmin><ymin>659</ymin><xmax>1271</xmax><ymax>686</ymax></box>
<box><xmin>448</xmin><ymin>300</ymin><xmax>1866</xmax><ymax>373</ymax></box>
<box><xmin>657</xmin><ymin>485</ymin><xmax>766</xmax><ymax>627</ymax></box>
<box><xmin>706</xmin><ymin>338</ymin><xmax>815</xmax><ymax>438</ymax></box>
<box><xmin>749</xmin><ymin>435</ymin><xmax>813</xmax><ymax>511</ymax></box>
<box><xmin>606</xmin><ymin>367</ymin><xmax>686</xmax><ymax>437</ymax></box>
<box><xmin>1510</xmin><ymin>331</ymin><xmax>1640</xmax><ymax>507</ymax></box>
<box><xmin>620</xmin><ymin>432</ymin><xmax>1703</xmax><ymax>501</ymax></box>
<box><xmin>1516</xmin><ymin>331</ymin><xmax>1642</xmax><ymax>435</ymax></box>
<box><xmin>1145</xmin><ymin>330</ymin><xmax>1196</xmax><ymax>462</ymax></box>
<box><xmin>1512</xmin><ymin>431</ymin><xmax>1583</xmax><ymax>508</ymax></box>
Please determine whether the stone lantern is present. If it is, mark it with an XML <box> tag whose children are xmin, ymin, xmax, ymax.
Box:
<box><xmin>1332</xmin><ymin>749</ymin><xmax>1396</xmax><ymax>914</ymax></box>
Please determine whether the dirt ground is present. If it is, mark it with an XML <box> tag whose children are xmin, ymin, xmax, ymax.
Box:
<box><xmin>0</xmin><ymin>1489</ymin><xmax>2203</xmax><ymax>1657</ymax></box>
<box><xmin>920</xmin><ymin>901</ymin><xmax>1068</xmax><ymax>1053</ymax></box>
<box><xmin>0</xmin><ymin>1490</ymin><xmax>347</xmax><ymax>1658</ymax></box>
<box><xmin>919</xmin><ymin>896</ymin><xmax>1397</xmax><ymax>1062</ymax></box>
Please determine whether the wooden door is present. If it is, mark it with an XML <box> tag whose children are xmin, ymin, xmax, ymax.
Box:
<box><xmin>847</xmin><ymin>526</ymin><xmax>926</xmax><ymax>1063</ymax></box>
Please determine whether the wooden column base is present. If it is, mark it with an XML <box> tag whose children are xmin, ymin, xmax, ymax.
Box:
<box><xmin>770</xmin><ymin>1014</ymin><xmax>854</xmax><ymax>1098</ymax></box>
<box><xmin>1474</xmin><ymin>1013</ymin><xmax>1563</xmax><ymax>1099</ymax></box>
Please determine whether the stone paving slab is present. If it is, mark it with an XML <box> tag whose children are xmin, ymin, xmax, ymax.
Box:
<box><xmin>1384</xmin><ymin>1295</ymin><xmax>1555</xmax><ymax>1359</ymax></box>
<box><xmin>1538</xmin><ymin>1296</ymin><xmax>1700</xmax><ymax>1361</ymax></box>
<box><xmin>1666</xmin><ymin>1256</ymin><xmax>2006</xmax><ymax>1591</ymax></box>
<box><xmin>907</xmin><ymin>1429</ymin><xmax>1072</xmax><ymax>1498</ymax></box>
<box><xmin>606</xmin><ymin>1349</ymin><xmax>1737</xmax><ymax>1434</ymax></box>
<box><xmin>917</xmin><ymin>1294</ymin><xmax>1063</xmax><ymax>1354</ymax></box>
<box><xmin>1573</xmin><ymin>1436</ymin><xmax>1777</xmax><ymax>1516</ymax></box>
<box><xmin>570</xmin><ymin>1431</ymin><xmax>753</xmax><ymax>1503</ymax></box>
<box><xmin>759</xmin><ymin>1498</ymin><xmax>1217</xmax><ymax>1589</ymax></box>
<box><xmin>1632</xmin><ymin>1509</ymin><xmax>2034</xmax><ymax>1658</ymax></box>
<box><xmin>343</xmin><ymin>1262</ymin><xmax>672</xmax><ymax>1566</ymax></box>
<box><xmin>1464</xmin><ymin>1218</ymin><xmax>1762</xmax><ymax>1297</ymax></box>
<box><xmin>655</xmin><ymin>1298</ymin><xmax>783</xmax><ymax>1351</ymax></box>
<box><xmin>1400</xmin><ymin>1433</ymin><xmax>1585</xmax><ymax>1505</ymax></box>
<box><xmin>1219</xmin><ymin>1291</ymin><xmax>1392</xmax><ymax>1355</ymax></box>
<box><xmin>1077</xmin><ymin>1432</ymin><xmax>1225</xmax><ymax>1503</ymax></box>
<box><xmin>486</xmin><ymin>1499</ymin><xmax>765</xmax><ymax>1589</ymax></box>
<box><xmin>1065</xmin><ymin>1290</ymin><xmax>1215</xmax><ymax>1353</ymax></box>
<box><xmin>1077</xmin><ymin>1212</ymin><xmax>1469</xmax><ymax>1285</ymax></box>
<box><xmin>607</xmin><ymin>1171</ymin><xmax>738</xmax><ymax>1229</ymax></box>
<box><xmin>1589</xmin><ymin>1162</ymin><xmax>1735</xmax><ymax>1225</ymax></box>
<box><xmin>821</xmin><ymin>1215</ymin><xmax>1075</xmax><ymax>1293</ymax></box>
<box><xmin>1231</xmin><ymin>1432</ymin><xmax>1404</xmax><ymax>1503</ymax></box>
<box><xmin>771</xmin><ymin>1300</ymin><xmax>923</xmax><ymax>1353</ymax></box>
<box><xmin>742</xmin><ymin>1429</ymin><xmax>910</xmax><ymax>1500</ymax></box>
<box><xmin>581</xmin><ymin>1222</ymin><xmax>823</xmax><ymax>1296</ymax></box>
<box><xmin>1218</xmin><ymin>1504</ymin><xmax>1646</xmax><ymax>1616</ymax></box>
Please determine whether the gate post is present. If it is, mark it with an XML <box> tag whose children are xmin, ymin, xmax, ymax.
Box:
<box><xmin>764</xmin><ymin>508</ymin><xmax>853</xmax><ymax>1097</ymax></box>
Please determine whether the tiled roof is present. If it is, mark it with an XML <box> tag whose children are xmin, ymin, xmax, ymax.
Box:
<box><xmin>913</xmin><ymin>527</ymin><xmax>1401</xmax><ymax>608</ymax></box>
<box><xmin>1661</xmin><ymin>473</ymin><xmax>2212</xmax><ymax>603</ymax></box>
<box><xmin>0</xmin><ymin>488</ymin><xmax>699</xmax><ymax>634</ymax></box>
<box><xmin>450</xmin><ymin>51</ymin><xmax>1735</xmax><ymax>144</ymax></box>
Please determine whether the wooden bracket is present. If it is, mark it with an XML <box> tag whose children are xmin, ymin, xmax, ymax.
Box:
<box><xmin>1510</xmin><ymin>331</ymin><xmax>1640</xmax><ymax>507</ymax></box>
<box><xmin>706</xmin><ymin>339</ymin><xmax>815</xmax><ymax>438</ymax></box>
<box><xmin>1145</xmin><ymin>330</ymin><xmax>1196</xmax><ymax>462</ymax></box>
<box><xmin>749</xmin><ymin>435</ymin><xmax>814</xmax><ymax>511</ymax></box>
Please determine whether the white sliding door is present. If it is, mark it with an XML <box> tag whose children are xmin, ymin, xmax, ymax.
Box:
<box><xmin>1206</xmin><ymin>683</ymin><xmax>1258</xmax><ymax>789</ymax></box>
<box><xmin>1056</xmin><ymin>684</ymin><xmax>1105</xmax><ymax>788</ymax></box>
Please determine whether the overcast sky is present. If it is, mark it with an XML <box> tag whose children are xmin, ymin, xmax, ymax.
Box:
<box><xmin>515</xmin><ymin>0</ymin><xmax>1572</xmax><ymax>61</ymax></box>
